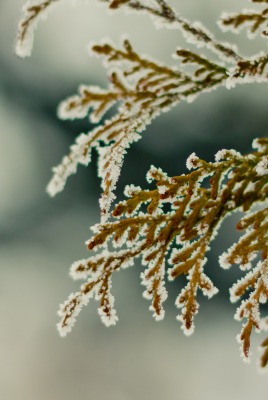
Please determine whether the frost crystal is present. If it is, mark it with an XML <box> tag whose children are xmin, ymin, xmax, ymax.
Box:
<box><xmin>215</xmin><ymin>149</ymin><xmax>242</xmax><ymax>162</ymax></box>
<box><xmin>186</xmin><ymin>152</ymin><xmax>201</xmax><ymax>170</ymax></box>
<box><xmin>255</xmin><ymin>156</ymin><xmax>268</xmax><ymax>176</ymax></box>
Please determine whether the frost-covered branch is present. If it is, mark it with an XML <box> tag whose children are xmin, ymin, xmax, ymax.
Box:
<box><xmin>17</xmin><ymin>0</ymin><xmax>242</xmax><ymax>61</ymax></box>
<box><xmin>17</xmin><ymin>0</ymin><xmax>268</xmax><ymax>220</ymax></box>
<box><xmin>16</xmin><ymin>0</ymin><xmax>268</xmax><ymax>370</ymax></box>
<box><xmin>46</xmin><ymin>37</ymin><xmax>268</xmax><ymax>219</ymax></box>
<box><xmin>102</xmin><ymin>0</ymin><xmax>242</xmax><ymax>62</ymax></box>
<box><xmin>220</xmin><ymin>0</ymin><xmax>268</xmax><ymax>38</ymax></box>
<box><xmin>16</xmin><ymin>0</ymin><xmax>60</xmax><ymax>57</ymax></box>
<box><xmin>58</xmin><ymin>138</ymin><xmax>268</xmax><ymax>369</ymax></box>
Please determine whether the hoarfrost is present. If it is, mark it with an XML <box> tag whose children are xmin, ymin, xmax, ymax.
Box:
<box><xmin>16</xmin><ymin>0</ymin><xmax>60</xmax><ymax>58</ymax></box>
<box><xmin>215</xmin><ymin>148</ymin><xmax>242</xmax><ymax>162</ymax></box>
<box><xmin>255</xmin><ymin>156</ymin><xmax>268</xmax><ymax>176</ymax></box>
<box><xmin>186</xmin><ymin>152</ymin><xmax>201</xmax><ymax>170</ymax></box>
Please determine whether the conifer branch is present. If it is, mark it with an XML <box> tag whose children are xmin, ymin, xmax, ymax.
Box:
<box><xmin>58</xmin><ymin>139</ymin><xmax>268</xmax><ymax>368</ymax></box>
<box><xmin>16</xmin><ymin>0</ymin><xmax>268</xmax><ymax>370</ymax></box>
<box><xmin>17</xmin><ymin>1</ymin><xmax>268</xmax><ymax>219</ymax></box>
<box><xmin>47</xmin><ymin>39</ymin><xmax>230</xmax><ymax>218</ymax></box>
<box><xmin>46</xmin><ymin>36</ymin><xmax>268</xmax><ymax>218</ymax></box>
<box><xmin>102</xmin><ymin>0</ymin><xmax>242</xmax><ymax>62</ymax></box>
<box><xmin>16</xmin><ymin>0</ymin><xmax>60</xmax><ymax>58</ymax></box>
<box><xmin>17</xmin><ymin>0</ymin><xmax>242</xmax><ymax>62</ymax></box>
<box><xmin>220</xmin><ymin>0</ymin><xmax>268</xmax><ymax>38</ymax></box>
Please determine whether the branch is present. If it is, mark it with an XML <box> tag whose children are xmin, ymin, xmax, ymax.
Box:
<box><xmin>16</xmin><ymin>0</ymin><xmax>60</xmax><ymax>57</ymax></box>
<box><xmin>220</xmin><ymin>0</ymin><xmax>268</xmax><ymax>38</ymax></box>
<box><xmin>58</xmin><ymin>138</ymin><xmax>268</xmax><ymax>366</ymax></box>
<box><xmin>102</xmin><ymin>0</ymin><xmax>242</xmax><ymax>62</ymax></box>
<box><xmin>46</xmin><ymin>37</ymin><xmax>268</xmax><ymax>219</ymax></box>
<box><xmin>17</xmin><ymin>0</ymin><xmax>242</xmax><ymax>62</ymax></box>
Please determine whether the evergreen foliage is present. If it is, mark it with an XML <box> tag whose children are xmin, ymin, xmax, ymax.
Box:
<box><xmin>16</xmin><ymin>0</ymin><xmax>268</xmax><ymax>369</ymax></box>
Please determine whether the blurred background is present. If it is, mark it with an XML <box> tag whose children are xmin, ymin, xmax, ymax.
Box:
<box><xmin>1</xmin><ymin>1</ymin><xmax>268</xmax><ymax>399</ymax></box>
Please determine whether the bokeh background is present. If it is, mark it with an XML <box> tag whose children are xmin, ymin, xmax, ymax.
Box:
<box><xmin>1</xmin><ymin>1</ymin><xmax>268</xmax><ymax>399</ymax></box>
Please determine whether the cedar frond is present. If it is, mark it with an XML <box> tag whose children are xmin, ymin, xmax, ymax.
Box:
<box><xmin>175</xmin><ymin>48</ymin><xmax>226</xmax><ymax>83</ymax></box>
<box><xmin>46</xmin><ymin>109</ymin><xmax>155</xmax><ymax>220</ymax></box>
<box><xmin>102</xmin><ymin>0</ymin><xmax>241</xmax><ymax>62</ymax></box>
<box><xmin>221</xmin><ymin>208</ymin><xmax>268</xmax><ymax>361</ymax></box>
<box><xmin>232</xmin><ymin>254</ymin><xmax>268</xmax><ymax>361</ymax></box>
<box><xmin>16</xmin><ymin>0</ymin><xmax>60</xmax><ymax>58</ymax></box>
<box><xmin>48</xmin><ymin>39</ymin><xmax>194</xmax><ymax>219</ymax></box>
<box><xmin>58</xmin><ymin>139</ymin><xmax>268</xmax><ymax>347</ymax></box>
<box><xmin>17</xmin><ymin>0</ymin><xmax>241</xmax><ymax>61</ymax></box>
<box><xmin>220</xmin><ymin>0</ymin><xmax>268</xmax><ymax>38</ymax></box>
<box><xmin>46</xmin><ymin>39</ymin><xmax>226</xmax><ymax>218</ymax></box>
<box><xmin>18</xmin><ymin>1</ymin><xmax>268</xmax><ymax>220</ymax></box>
<box><xmin>16</xmin><ymin>0</ymin><xmax>268</xmax><ymax>370</ymax></box>
<box><xmin>45</xmin><ymin>37</ymin><xmax>268</xmax><ymax>219</ymax></box>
